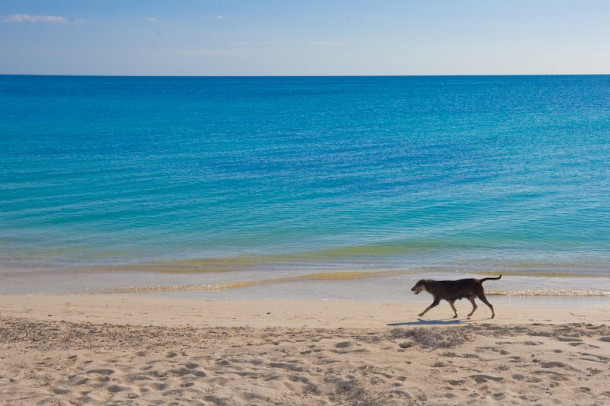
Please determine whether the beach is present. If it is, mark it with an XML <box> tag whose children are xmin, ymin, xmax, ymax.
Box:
<box><xmin>1</xmin><ymin>295</ymin><xmax>609</xmax><ymax>405</ymax></box>
<box><xmin>2</xmin><ymin>76</ymin><xmax>610</xmax><ymax>404</ymax></box>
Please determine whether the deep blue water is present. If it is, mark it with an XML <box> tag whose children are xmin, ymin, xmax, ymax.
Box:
<box><xmin>0</xmin><ymin>75</ymin><xmax>609</xmax><ymax>295</ymax></box>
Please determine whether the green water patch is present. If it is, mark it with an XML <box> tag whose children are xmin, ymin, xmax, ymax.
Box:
<box><xmin>104</xmin><ymin>270</ymin><xmax>402</xmax><ymax>294</ymax></box>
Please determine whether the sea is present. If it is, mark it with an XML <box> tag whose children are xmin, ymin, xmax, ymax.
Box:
<box><xmin>1</xmin><ymin>75</ymin><xmax>608</xmax><ymax>304</ymax></box>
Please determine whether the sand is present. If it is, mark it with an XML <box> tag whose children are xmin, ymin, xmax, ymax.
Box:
<box><xmin>1</xmin><ymin>295</ymin><xmax>609</xmax><ymax>405</ymax></box>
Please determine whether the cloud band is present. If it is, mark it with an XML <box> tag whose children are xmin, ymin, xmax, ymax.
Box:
<box><xmin>0</xmin><ymin>14</ymin><xmax>69</xmax><ymax>23</ymax></box>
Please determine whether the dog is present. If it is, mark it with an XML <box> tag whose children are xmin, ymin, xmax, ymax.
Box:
<box><xmin>411</xmin><ymin>275</ymin><xmax>502</xmax><ymax>319</ymax></box>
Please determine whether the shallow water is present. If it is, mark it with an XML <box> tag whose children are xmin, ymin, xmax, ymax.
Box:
<box><xmin>1</xmin><ymin>75</ymin><xmax>608</xmax><ymax>298</ymax></box>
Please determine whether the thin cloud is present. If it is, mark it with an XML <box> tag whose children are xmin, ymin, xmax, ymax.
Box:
<box><xmin>0</xmin><ymin>14</ymin><xmax>70</xmax><ymax>23</ymax></box>
<box><xmin>309</xmin><ymin>41</ymin><xmax>345</xmax><ymax>46</ymax></box>
<box><xmin>233</xmin><ymin>41</ymin><xmax>276</xmax><ymax>47</ymax></box>
<box><xmin>177</xmin><ymin>49</ymin><xmax>232</xmax><ymax>56</ymax></box>
<box><xmin>148</xmin><ymin>17</ymin><xmax>158</xmax><ymax>22</ymax></box>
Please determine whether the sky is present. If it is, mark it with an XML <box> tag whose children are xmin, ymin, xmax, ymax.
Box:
<box><xmin>1</xmin><ymin>0</ymin><xmax>610</xmax><ymax>76</ymax></box>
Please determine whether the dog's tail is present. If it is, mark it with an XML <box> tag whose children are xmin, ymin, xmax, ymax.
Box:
<box><xmin>480</xmin><ymin>275</ymin><xmax>502</xmax><ymax>283</ymax></box>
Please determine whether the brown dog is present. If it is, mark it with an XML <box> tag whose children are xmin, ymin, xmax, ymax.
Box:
<box><xmin>411</xmin><ymin>275</ymin><xmax>502</xmax><ymax>319</ymax></box>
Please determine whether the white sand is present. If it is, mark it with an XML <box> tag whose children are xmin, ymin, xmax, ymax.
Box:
<box><xmin>1</xmin><ymin>294</ymin><xmax>609</xmax><ymax>405</ymax></box>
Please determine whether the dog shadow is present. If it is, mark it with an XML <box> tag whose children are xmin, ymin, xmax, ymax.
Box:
<box><xmin>387</xmin><ymin>318</ymin><xmax>469</xmax><ymax>326</ymax></box>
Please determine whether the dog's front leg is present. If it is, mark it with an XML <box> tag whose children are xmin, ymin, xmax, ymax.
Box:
<box><xmin>418</xmin><ymin>298</ymin><xmax>440</xmax><ymax>317</ymax></box>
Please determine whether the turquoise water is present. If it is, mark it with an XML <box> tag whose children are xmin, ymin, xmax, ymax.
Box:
<box><xmin>0</xmin><ymin>75</ymin><xmax>608</xmax><ymax>297</ymax></box>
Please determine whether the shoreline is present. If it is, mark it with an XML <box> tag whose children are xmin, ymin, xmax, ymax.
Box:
<box><xmin>3</xmin><ymin>267</ymin><xmax>610</xmax><ymax>305</ymax></box>
<box><xmin>1</xmin><ymin>294</ymin><xmax>609</xmax><ymax>328</ymax></box>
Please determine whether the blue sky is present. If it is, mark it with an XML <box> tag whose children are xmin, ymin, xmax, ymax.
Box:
<box><xmin>1</xmin><ymin>0</ymin><xmax>609</xmax><ymax>75</ymax></box>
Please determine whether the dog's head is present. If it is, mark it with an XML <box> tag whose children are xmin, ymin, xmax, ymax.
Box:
<box><xmin>411</xmin><ymin>279</ymin><xmax>427</xmax><ymax>295</ymax></box>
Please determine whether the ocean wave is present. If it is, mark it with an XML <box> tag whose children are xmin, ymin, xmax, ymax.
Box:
<box><xmin>487</xmin><ymin>290</ymin><xmax>610</xmax><ymax>297</ymax></box>
<box><xmin>100</xmin><ymin>269</ymin><xmax>610</xmax><ymax>297</ymax></box>
<box><xmin>472</xmin><ymin>270</ymin><xmax>609</xmax><ymax>278</ymax></box>
<box><xmin>103</xmin><ymin>270</ymin><xmax>401</xmax><ymax>294</ymax></box>
<box><xmin>77</xmin><ymin>255</ymin><xmax>610</xmax><ymax>277</ymax></box>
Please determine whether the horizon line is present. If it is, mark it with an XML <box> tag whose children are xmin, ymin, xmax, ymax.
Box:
<box><xmin>1</xmin><ymin>73</ymin><xmax>609</xmax><ymax>78</ymax></box>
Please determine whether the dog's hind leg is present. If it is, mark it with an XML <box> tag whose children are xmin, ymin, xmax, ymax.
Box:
<box><xmin>467</xmin><ymin>297</ymin><xmax>478</xmax><ymax>318</ymax></box>
<box><xmin>448</xmin><ymin>300</ymin><xmax>458</xmax><ymax>318</ymax></box>
<box><xmin>418</xmin><ymin>298</ymin><xmax>440</xmax><ymax>317</ymax></box>
<box><xmin>476</xmin><ymin>292</ymin><xmax>495</xmax><ymax>319</ymax></box>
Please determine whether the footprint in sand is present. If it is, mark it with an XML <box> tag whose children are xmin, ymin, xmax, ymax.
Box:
<box><xmin>556</xmin><ymin>336</ymin><xmax>582</xmax><ymax>343</ymax></box>
<box><xmin>151</xmin><ymin>370</ymin><xmax>167</xmax><ymax>378</ymax></box>
<box><xmin>523</xmin><ymin>341</ymin><xmax>543</xmax><ymax>346</ymax></box>
<box><xmin>52</xmin><ymin>387</ymin><xmax>71</xmax><ymax>395</ymax></box>
<box><xmin>335</xmin><ymin>341</ymin><xmax>352</xmax><ymax>348</ymax></box>
<box><xmin>531</xmin><ymin>331</ymin><xmax>553</xmax><ymax>337</ymax></box>
<box><xmin>533</xmin><ymin>370</ymin><xmax>570</xmax><ymax>382</ymax></box>
<box><xmin>107</xmin><ymin>385</ymin><xmax>128</xmax><ymax>393</ymax></box>
<box><xmin>540</xmin><ymin>361</ymin><xmax>579</xmax><ymax>372</ymax></box>
<box><xmin>470</xmin><ymin>374</ymin><xmax>503</xmax><ymax>383</ymax></box>
<box><xmin>493</xmin><ymin>392</ymin><xmax>505</xmax><ymax>400</ymax></box>
<box><xmin>333</xmin><ymin>341</ymin><xmax>356</xmax><ymax>354</ymax></box>
<box><xmin>86</xmin><ymin>368</ymin><xmax>115</xmax><ymax>376</ymax></box>
<box><xmin>288</xmin><ymin>375</ymin><xmax>311</xmax><ymax>384</ymax></box>
<box><xmin>205</xmin><ymin>395</ymin><xmax>229</xmax><ymax>405</ymax></box>
<box><xmin>126</xmin><ymin>373</ymin><xmax>153</xmax><ymax>382</ymax></box>
<box><xmin>268</xmin><ymin>362</ymin><xmax>304</xmax><ymax>372</ymax></box>
<box><xmin>579</xmin><ymin>353</ymin><xmax>609</xmax><ymax>363</ymax></box>
<box><xmin>68</xmin><ymin>375</ymin><xmax>89</xmax><ymax>385</ymax></box>
<box><xmin>172</xmin><ymin>367</ymin><xmax>206</xmax><ymax>377</ymax></box>
<box><xmin>152</xmin><ymin>382</ymin><xmax>169</xmax><ymax>391</ymax></box>
<box><xmin>163</xmin><ymin>389</ymin><xmax>184</xmax><ymax>397</ymax></box>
